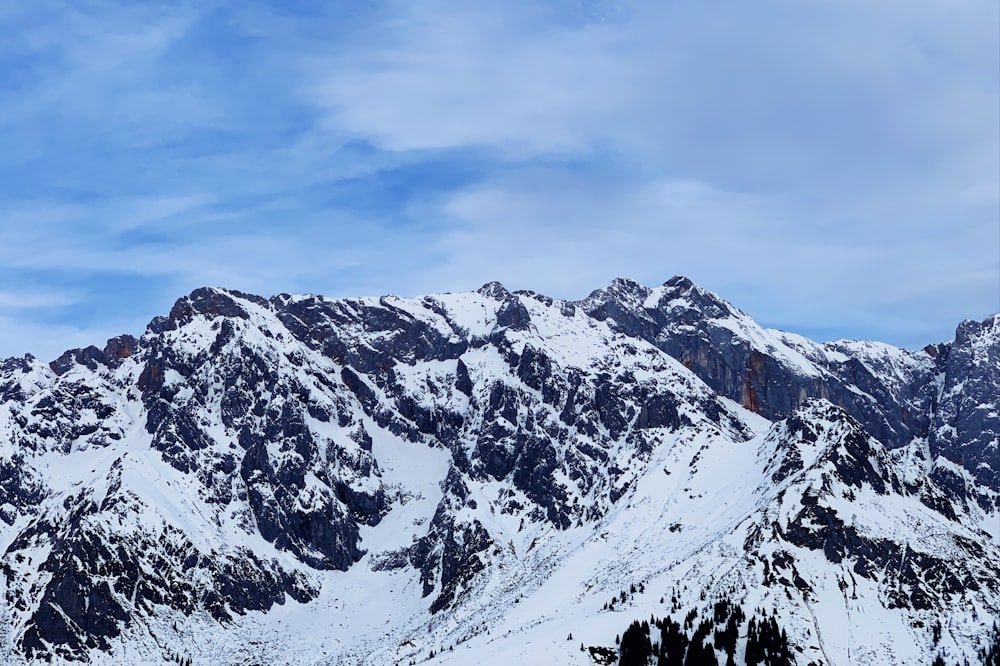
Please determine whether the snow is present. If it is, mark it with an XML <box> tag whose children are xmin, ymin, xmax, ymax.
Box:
<box><xmin>427</xmin><ymin>292</ymin><xmax>500</xmax><ymax>339</ymax></box>
<box><xmin>0</xmin><ymin>281</ymin><xmax>996</xmax><ymax>666</ymax></box>
<box><xmin>358</xmin><ymin>417</ymin><xmax>451</xmax><ymax>556</ymax></box>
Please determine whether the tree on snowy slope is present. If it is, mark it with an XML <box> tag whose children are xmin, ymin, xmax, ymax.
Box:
<box><xmin>685</xmin><ymin>619</ymin><xmax>718</xmax><ymax>666</ymax></box>
<box><xmin>620</xmin><ymin>620</ymin><xmax>653</xmax><ymax>666</ymax></box>
<box><xmin>982</xmin><ymin>621</ymin><xmax>1000</xmax><ymax>666</ymax></box>
<box><xmin>658</xmin><ymin>617</ymin><xmax>688</xmax><ymax>666</ymax></box>
<box><xmin>619</xmin><ymin>597</ymin><xmax>794</xmax><ymax>666</ymax></box>
<box><xmin>745</xmin><ymin>614</ymin><xmax>792</xmax><ymax>666</ymax></box>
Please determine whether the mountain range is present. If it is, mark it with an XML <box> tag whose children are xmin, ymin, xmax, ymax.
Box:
<box><xmin>0</xmin><ymin>276</ymin><xmax>996</xmax><ymax>665</ymax></box>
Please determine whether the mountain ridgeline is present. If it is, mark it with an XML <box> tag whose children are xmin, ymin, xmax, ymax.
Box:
<box><xmin>0</xmin><ymin>277</ymin><xmax>996</xmax><ymax>665</ymax></box>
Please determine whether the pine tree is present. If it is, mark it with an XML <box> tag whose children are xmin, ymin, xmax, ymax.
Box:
<box><xmin>742</xmin><ymin>611</ymin><xmax>792</xmax><ymax>666</ymax></box>
<box><xmin>745</xmin><ymin>617</ymin><xmax>761</xmax><ymax>666</ymax></box>
<box><xmin>620</xmin><ymin>620</ymin><xmax>653</xmax><ymax>666</ymax></box>
<box><xmin>658</xmin><ymin>617</ymin><xmax>688</xmax><ymax>666</ymax></box>
<box><xmin>981</xmin><ymin>621</ymin><xmax>1000</xmax><ymax>666</ymax></box>
<box><xmin>683</xmin><ymin>639</ymin><xmax>718</xmax><ymax>666</ymax></box>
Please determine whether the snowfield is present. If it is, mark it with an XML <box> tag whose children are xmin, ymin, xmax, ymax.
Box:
<box><xmin>0</xmin><ymin>279</ymin><xmax>996</xmax><ymax>665</ymax></box>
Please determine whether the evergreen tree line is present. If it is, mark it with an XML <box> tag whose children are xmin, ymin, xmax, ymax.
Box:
<box><xmin>979</xmin><ymin>621</ymin><xmax>1000</xmax><ymax>666</ymax></box>
<box><xmin>744</xmin><ymin>614</ymin><xmax>792</xmax><ymax>666</ymax></box>
<box><xmin>617</xmin><ymin>595</ymin><xmax>793</xmax><ymax>666</ymax></box>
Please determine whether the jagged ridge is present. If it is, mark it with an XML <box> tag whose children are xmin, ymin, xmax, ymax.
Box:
<box><xmin>0</xmin><ymin>278</ymin><xmax>995</xmax><ymax>665</ymax></box>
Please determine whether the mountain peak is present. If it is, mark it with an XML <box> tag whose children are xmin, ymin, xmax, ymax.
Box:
<box><xmin>577</xmin><ymin>277</ymin><xmax>651</xmax><ymax>314</ymax></box>
<box><xmin>662</xmin><ymin>274</ymin><xmax>695</xmax><ymax>292</ymax></box>
<box><xmin>0</xmin><ymin>278</ymin><xmax>997</xmax><ymax>665</ymax></box>
<box><xmin>955</xmin><ymin>312</ymin><xmax>1000</xmax><ymax>345</ymax></box>
<box><xmin>603</xmin><ymin>276</ymin><xmax>651</xmax><ymax>301</ymax></box>
<box><xmin>156</xmin><ymin>286</ymin><xmax>270</xmax><ymax>331</ymax></box>
<box><xmin>655</xmin><ymin>276</ymin><xmax>736</xmax><ymax>319</ymax></box>
<box><xmin>476</xmin><ymin>281</ymin><xmax>511</xmax><ymax>301</ymax></box>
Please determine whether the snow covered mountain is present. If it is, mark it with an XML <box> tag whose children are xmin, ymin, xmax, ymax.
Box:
<box><xmin>0</xmin><ymin>278</ymin><xmax>996</xmax><ymax>665</ymax></box>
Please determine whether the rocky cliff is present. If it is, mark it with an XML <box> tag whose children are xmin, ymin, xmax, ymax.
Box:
<box><xmin>0</xmin><ymin>278</ymin><xmax>995</xmax><ymax>665</ymax></box>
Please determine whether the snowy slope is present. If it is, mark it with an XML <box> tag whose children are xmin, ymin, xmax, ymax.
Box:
<box><xmin>0</xmin><ymin>279</ymin><xmax>996</xmax><ymax>665</ymax></box>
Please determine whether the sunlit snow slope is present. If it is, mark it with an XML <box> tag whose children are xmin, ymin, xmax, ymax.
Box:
<box><xmin>0</xmin><ymin>278</ymin><xmax>996</xmax><ymax>665</ymax></box>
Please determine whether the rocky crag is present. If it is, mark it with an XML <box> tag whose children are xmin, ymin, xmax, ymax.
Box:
<box><xmin>0</xmin><ymin>277</ymin><xmax>995</xmax><ymax>665</ymax></box>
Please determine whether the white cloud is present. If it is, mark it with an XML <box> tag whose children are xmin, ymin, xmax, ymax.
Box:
<box><xmin>0</xmin><ymin>290</ymin><xmax>80</xmax><ymax>310</ymax></box>
<box><xmin>305</xmin><ymin>0</ymin><xmax>998</xmax><ymax>190</ymax></box>
<box><xmin>411</xmin><ymin>168</ymin><xmax>998</xmax><ymax>346</ymax></box>
<box><xmin>309</xmin><ymin>3</ymin><xmax>638</xmax><ymax>155</ymax></box>
<box><xmin>0</xmin><ymin>0</ymin><xmax>995</xmax><ymax>354</ymax></box>
<box><xmin>0</xmin><ymin>4</ymin><xmax>202</xmax><ymax>139</ymax></box>
<box><xmin>0</xmin><ymin>315</ymin><xmax>146</xmax><ymax>363</ymax></box>
<box><xmin>295</xmin><ymin>0</ymin><xmax>998</xmax><ymax>346</ymax></box>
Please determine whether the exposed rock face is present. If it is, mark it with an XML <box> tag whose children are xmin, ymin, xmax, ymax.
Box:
<box><xmin>0</xmin><ymin>279</ymin><xmax>995</xmax><ymax>664</ymax></box>
<box><xmin>577</xmin><ymin>278</ymin><xmax>1000</xmax><ymax>506</ymax></box>
<box><xmin>752</xmin><ymin>401</ymin><xmax>998</xmax><ymax>614</ymax></box>
<box><xmin>926</xmin><ymin>315</ymin><xmax>1000</xmax><ymax>489</ymax></box>
<box><xmin>6</xmin><ymin>479</ymin><xmax>314</xmax><ymax>662</ymax></box>
<box><xmin>580</xmin><ymin>276</ymin><xmax>938</xmax><ymax>454</ymax></box>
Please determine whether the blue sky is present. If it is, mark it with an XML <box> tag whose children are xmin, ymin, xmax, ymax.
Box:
<box><xmin>0</xmin><ymin>0</ymin><xmax>997</xmax><ymax>359</ymax></box>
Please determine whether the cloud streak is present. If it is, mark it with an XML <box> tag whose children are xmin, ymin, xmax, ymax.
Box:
<box><xmin>0</xmin><ymin>0</ymin><xmax>996</xmax><ymax>359</ymax></box>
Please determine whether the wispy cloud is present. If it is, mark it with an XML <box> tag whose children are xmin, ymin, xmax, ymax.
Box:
<box><xmin>306</xmin><ymin>0</ymin><xmax>998</xmax><ymax>189</ymax></box>
<box><xmin>307</xmin><ymin>2</ymin><xmax>639</xmax><ymax>156</ymax></box>
<box><xmin>0</xmin><ymin>0</ymin><xmax>996</xmax><ymax>359</ymax></box>
<box><xmin>413</xmin><ymin>169</ymin><xmax>998</xmax><ymax>347</ymax></box>
<box><xmin>0</xmin><ymin>290</ymin><xmax>80</xmax><ymax>310</ymax></box>
<box><xmin>301</xmin><ymin>0</ymin><xmax>998</xmax><ymax>346</ymax></box>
